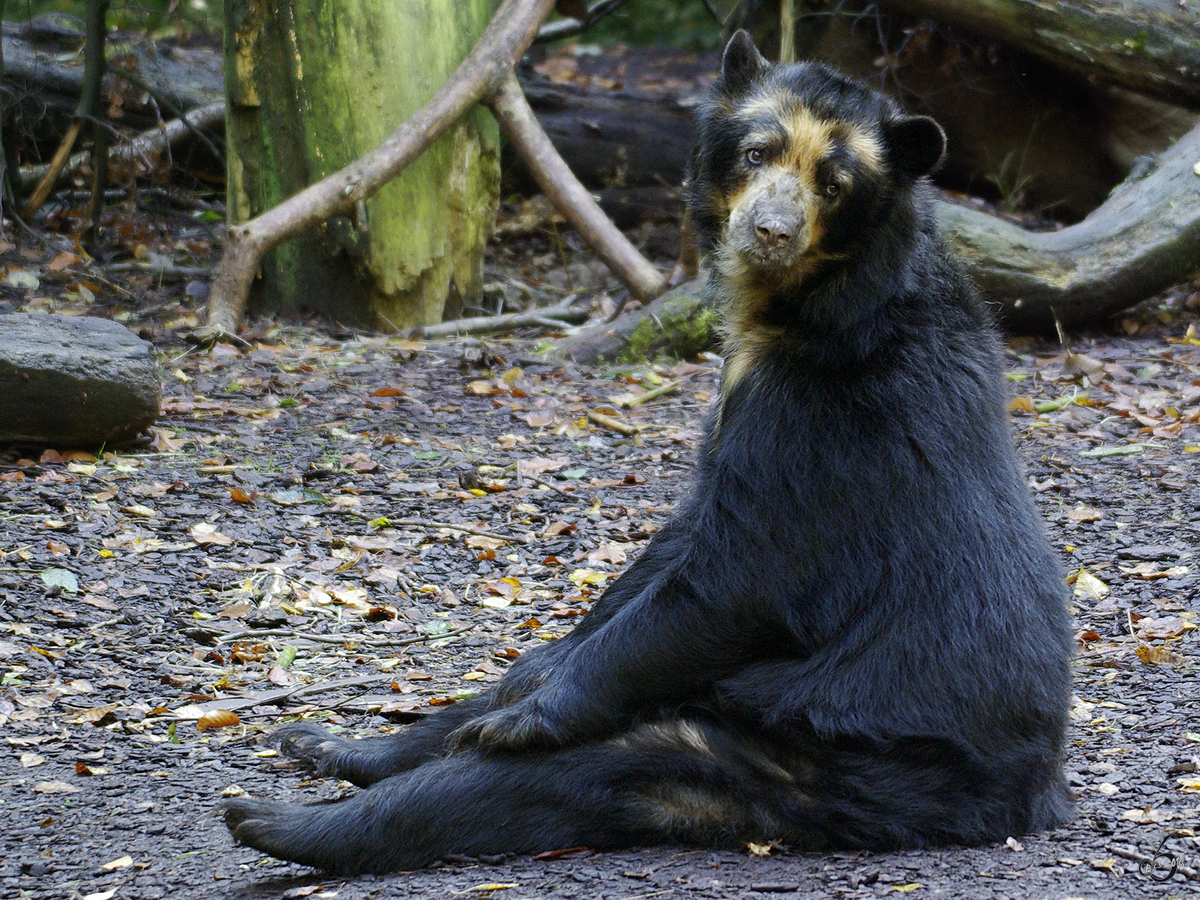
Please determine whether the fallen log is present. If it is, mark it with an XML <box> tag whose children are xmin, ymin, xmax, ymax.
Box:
<box><xmin>0</xmin><ymin>314</ymin><xmax>161</xmax><ymax>448</ymax></box>
<box><xmin>877</xmin><ymin>0</ymin><xmax>1200</xmax><ymax>110</ymax></box>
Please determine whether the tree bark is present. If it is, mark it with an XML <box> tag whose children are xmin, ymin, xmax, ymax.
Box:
<box><xmin>877</xmin><ymin>0</ymin><xmax>1200</xmax><ymax>110</ymax></box>
<box><xmin>224</xmin><ymin>0</ymin><xmax>500</xmax><ymax>330</ymax></box>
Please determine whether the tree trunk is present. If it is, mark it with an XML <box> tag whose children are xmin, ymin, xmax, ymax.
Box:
<box><xmin>224</xmin><ymin>0</ymin><xmax>500</xmax><ymax>329</ymax></box>
<box><xmin>941</xmin><ymin>120</ymin><xmax>1200</xmax><ymax>332</ymax></box>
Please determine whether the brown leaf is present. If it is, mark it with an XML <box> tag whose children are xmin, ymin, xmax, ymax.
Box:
<box><xmin>190</xmin><ymin>523</ymin><xmax>234</xmax><ymax>546</ymax></box>
<box><xmin>64</xmin><ymin>703</ymin><xmax>120</xmax><ymax>725</ymax></box>
<box><xmin>1135</xmin><ymin>616</ymin><xmax>1190</xmax><ymax>639</ymax></box>
<box><xmin>1007</xmin><ymin>396</ymin><xmax>1035</xmax><ymax>413</ymax></box>
<box><xmin>1136</xmin><ymin>644</ymin><xmax>1186</xmax><ymax>666</ymax></box>
<box><xmin>197</xmin><ymin>709</ymin><xmax>241</xmax><ymax>731</ymax></box>
<box><xmin>230</xmin><ymin>487</ymin><xmax>257</xmax><ymax>505</ymax></box>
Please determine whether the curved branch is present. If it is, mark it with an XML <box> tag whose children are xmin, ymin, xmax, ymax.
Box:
<box><xmin>535</xmin><ymin>0</ymin><xmax>630</xmax><ymax>43</ymax></box>
<box><xmin>203</xmin><ymin>0</ymin><xmax>557</xmax><ymax>338</ymax></box>
<box><xmin>941</xmin><ymin>119</ymin><xmax>1200</xmax><ymax>331</ymax></box>
<box><xmin>486</xmin><ymin>73</ymin><xmax>665</xmax><ymax>302</ymax></box>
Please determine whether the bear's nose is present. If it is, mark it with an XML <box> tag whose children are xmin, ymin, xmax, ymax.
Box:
<box><xmin>754</xmin><ymin>215</ymin><xmax>793</xmax><ymax>247</ymax></box>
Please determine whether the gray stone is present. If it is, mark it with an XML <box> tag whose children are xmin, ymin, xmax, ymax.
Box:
<box><xmin>0</xmin><ymin>313</ymin><xmax>160</xmax><ymax>448</ymax></box>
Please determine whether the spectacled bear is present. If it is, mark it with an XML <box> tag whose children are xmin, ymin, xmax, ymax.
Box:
<box><xmin>223</xmin><ymin>31</ymin><xmax>1074</xmax><ymax>875</ymax></box>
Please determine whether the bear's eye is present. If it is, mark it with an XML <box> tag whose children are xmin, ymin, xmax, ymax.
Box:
<box><xmin>746</xmin><ymin>148</ymin><xmax>765</xmax><ymax>166</ymax></box>
<box><xmin>823</xmin><ymin>182</ymin><xmax>841</xmax><ymax>199</ymax></box>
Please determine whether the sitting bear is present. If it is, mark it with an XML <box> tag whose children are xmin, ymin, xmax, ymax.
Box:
<box><xmin>223</xmin><ymin>31</ymin><xmax>1074</xmax><ymax>875</ymax></box>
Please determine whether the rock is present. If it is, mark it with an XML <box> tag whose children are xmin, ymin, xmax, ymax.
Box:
<box><xmin>0</xmin><ymin>313</ymin><xmax>160</xmax><ymax>448</ymax></box>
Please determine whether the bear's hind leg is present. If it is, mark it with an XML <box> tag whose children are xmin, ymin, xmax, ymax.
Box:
<box><xmin>225</xmin><ymin>718</ymin><xmax>796</xmax><ymax>874</ymax></box>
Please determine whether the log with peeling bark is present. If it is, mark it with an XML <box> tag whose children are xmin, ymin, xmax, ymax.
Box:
<box><xmin>941</xmin><ymin>119</ymin><xmax>1200</xmax><ymax>332</ymax></box>
<box><xmin>556</xmin><ymin>120</ymin><xmax>1200</xmax><ymax>362</ymax></box>
<box><xmin>877</xmin><ymin>0</ymin><xmax>1200</xmax><ymax>110</ymax></box>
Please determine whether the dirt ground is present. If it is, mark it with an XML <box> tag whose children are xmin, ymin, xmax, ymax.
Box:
<box><xmin>2</xmin><ymin>209</ymin><xmax>1200</xmax><ymax>899</ymax></box>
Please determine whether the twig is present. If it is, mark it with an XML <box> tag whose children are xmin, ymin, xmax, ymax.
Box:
<box><xmin>18</xmin><ymin>104</ymin><xmax>226</xmax><ymax>194</ymax></box>
<box><xmin>619</xmin><ymin>378</ymin><xmax>683</xmax><ymax>408</ymax></box>
<box><xmin>215</xmin><ymin>625</ymin><xmax>472</xmax><ymax>647</ymax></box>
<box><xmin>386</xmin><ymin>518</ymin><xmax>518</xmax><ymax>542</ymax></box>
<box><xmin>102</xmin><ymin>262</ymin><xmax>214</xmax><ymax>281</ymax></box>
<box><xmin>1110</xmin><ymin>842</ymin><xmax>1199</xmax><ymax>881</ymax></box>
<box><xmin>780</xmin><ymin>0</ymin><xmax>795</xmax><ymax>63</ymax></box>
<box><xmin>485</xmin><ymin>72</ymin><xmax>665</xmax><ymax>303</ymax></box>
<box><xmin>23</xmin><ymin>119</ymin><xmax>83</xmax><ymax>218</ymax></box>
<box><xmin>408</xmin><ymin>300</ymin><xmax>587</xmax><ymax>340</ymax></box>
<box><xmin>587</xmin><ymin>410</ymin><xmax>642</xmax><ymax>436</ymax></box>
<box><xmin>195</xmin><ymin>673</ymin><xmax>396</xmax><ymax>713</ymax></box>
<box><xmin>534</xmin><ymin>0</ymin><xmax>630</xmax><ymax>43</ymax></box>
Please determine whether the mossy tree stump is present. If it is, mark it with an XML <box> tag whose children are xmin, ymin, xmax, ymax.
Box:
<box><xmin>224</xmin><ymin>0</ymin><xmax>500</xmax><ymax>329</ymax></box>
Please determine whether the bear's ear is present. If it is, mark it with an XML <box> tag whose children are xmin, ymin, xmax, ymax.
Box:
<box><xmin>883</xmin><ymin>115</ymin><xmax>947</xmax><ymax>180</ymax></box>
<box><xmin>720</xmin><ymin>30</ymin><xmax>769</xmax><ymax>95</ymax></box>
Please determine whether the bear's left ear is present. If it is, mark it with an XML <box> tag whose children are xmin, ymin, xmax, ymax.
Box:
<box><xmin>719</xmin><ymin>30</ymin><xmax>769</xmax><ymax>95</ymax></box>
<box><xmin>883</xmin><ymin>115</ymin><xmax>946</xmax><ymax>180</ymax></box>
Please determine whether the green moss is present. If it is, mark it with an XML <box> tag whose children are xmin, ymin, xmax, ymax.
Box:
<box><xmin>616</xmin><ymin>297</ymin><xmax>720</xmax><ymax>364</ymax></box>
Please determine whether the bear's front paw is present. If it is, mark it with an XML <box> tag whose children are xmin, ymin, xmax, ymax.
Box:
<box><xmin>449</xmin><ymin>698</ymin><xmax>568</xmax><ymax>752</ymax></box>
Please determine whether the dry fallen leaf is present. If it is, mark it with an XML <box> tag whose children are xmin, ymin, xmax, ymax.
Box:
<box><xmin>1135</xmin><ymin>616</ymin><xmax>1190</xmax><ymax>639</ymax></box>
<box><xmin>1120</xmin><ymin>807</ymin><xmax>1175</xmax><ymax>823</ymax></box>
<box><xmin>1136</xmin><ymin>644</ymin><xmax>1186</xmax><ymax>666</ymax></box>
<box><xmin>33</xmin><ymin>780</ymin><xmax>82</xmax><ymax>794</ymax></box>
<box><xmin>1071</xmin><ymin>569</ymin><xmax>1110</xmax><ymax>600</ymax></box>
<box><xmin>190</xmin><ymin>522</ymin><xmax>234</xmax><ymax>546</ymax></box>
<box><xmin>1067</xmin><ymin>506</ymin><xmax>1103</xmax><ymax>523</ymax></box>
<box><xmin>1177</xmin><ymin>776</ymin><xmax>1200</xmax><ymax>793</ymax></box>
<box><xmin>197</xmin><ymin>709</ymin><xmax>241</xmax><ymax>731</ymax></box>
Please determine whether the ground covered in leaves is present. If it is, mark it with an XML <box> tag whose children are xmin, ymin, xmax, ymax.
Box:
<box><xmin>0</xmin><ymin>297</ymin><xmax>1199</xmax><ymax>899</ymax></box>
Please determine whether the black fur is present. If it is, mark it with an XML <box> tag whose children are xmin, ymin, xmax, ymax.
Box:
<box><xmin>223</xmin><ymin>33</ymin><xmax>1074</xmax><ymax>875</ymax></box>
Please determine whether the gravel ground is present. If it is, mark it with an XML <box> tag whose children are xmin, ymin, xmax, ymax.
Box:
<box><xmin>2</xmin><ymin>319</ymin><xmax>1199</xmax><ymax>900</ymax></box>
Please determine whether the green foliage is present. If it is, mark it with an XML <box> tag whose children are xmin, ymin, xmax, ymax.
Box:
<box><xmin>2</xmin><ymin>0</ymin><xmax>220</xmax><ymax>34</ymax></box>
<box><xmin>569</xmin><ymin>0</ymin><xmax>723</xmax><ymax>50</ymax></box>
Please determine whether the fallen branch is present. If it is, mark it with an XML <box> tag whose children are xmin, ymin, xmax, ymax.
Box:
<box><xmin>484</xmin><ymin>72</ymin><xmax>666</xmax><ymax>302</ymax></box>
<box><xmin>535</xmin><ymin>0</ymin><xmax>630</xmax><ymax>43</ymax></box>
<box><xmin>202</xmin><ymin>0</ymin><xmax>555</xmax><ymax>338</ymax></box>
<box><xmin>558</xmin><ymin>119</ymin><xmax>1200</xmax><ymax>361</ymax></box>
<box><xmin>939</xmin><ymin>118</ymin><xmax>1200</xmax><ymax>331</ymax></box>
<box><xmin>407</xmin><ymin>298</ymin><xmax>587</xmax><ymax>339</ymax></box>
<box><xmin>619</xmin><ymin>378</ymin><xmax>683</xmax><ymax>408</ymax></box>
<box><xmin>16</xmin><ymin>102</ymin><xmax>225</xmax><ymax>193</ymax></box>
<box><xmin>587</xmin><ymin>410</ymin><xmax>642</xmax><ymax>436</ymax></box>
<box><xmin>215</xmin><ymin>625</ymin><xmax>473</xmax><ymax>648</ymax></box>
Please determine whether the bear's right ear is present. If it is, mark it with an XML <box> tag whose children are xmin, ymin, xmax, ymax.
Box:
<box><xmin>720</xmin><ymin>30</ymin><xmax>768</xmax><ymax>95</ymax></box>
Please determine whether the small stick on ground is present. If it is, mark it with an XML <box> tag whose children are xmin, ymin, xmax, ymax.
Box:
<box><xmin>619</xmin><ymin>378</ymin><xmax>683</xmax><ymax>408</ymax></box>
<box><xmin>587</xmin><ymin>410</ymin><xmax>642</xmax><ymax>437</ymax></box>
